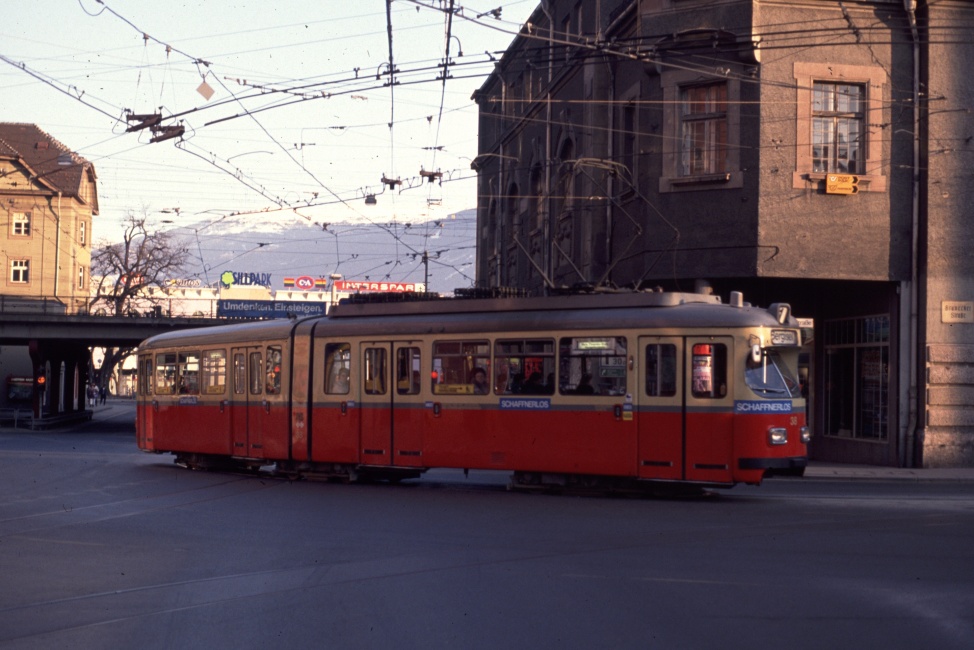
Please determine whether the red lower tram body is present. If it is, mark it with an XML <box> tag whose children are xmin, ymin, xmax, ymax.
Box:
<box><xmin>136</xmin><ymin>292</ymin><xmax>809</xmax><ymax>490</ymax></box>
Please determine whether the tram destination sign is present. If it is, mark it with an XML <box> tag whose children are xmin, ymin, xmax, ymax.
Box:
<box><xmin>217</xmin><ymin>300</ymin><xmax>326</xmax><ymax>319</ymax></box>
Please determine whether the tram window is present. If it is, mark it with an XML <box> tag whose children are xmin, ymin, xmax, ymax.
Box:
<box><xmin>265</xmin><ymin>345</ymin><xmax>283</xmax><ymax>395</ymax></box>
<box><xmin>495</xmin><ymin>339</ymin><xmax>554</xmax><ymax>395</ymax></box>
<box><xmin>691</xmin><ymin>343</ymin><xmax>727</xmax><ymax>398</ymax></box>
<box><xmin>325</xmin><ymin>342</ymin><xmax>351</xmax><ymax>395</ymax></box>
<box><xmin>432</xmin><ymin>340</ymin><xmax>490</xmax><ymax>395</ymax></box>
<box><xmin>645</xmin><ymin>344</ymin><xmax>677</xmax><ymax>397</ymax></box>
<box><xmin>177</xmin><ymin>352</ymin><xmax>200</xmax><ymax>395</ymax></box>
<box><xmin>364</xmin><ymin>348</ymin><xmax>387</xmax><ymax>395</ymax></box>
<box><xmin>233</xmin><ymin>353</ymin><xmax>246</xmax><ymax>395</ymax></box>
<box><xmin>155</xmin><ymin>353</ymin><xmax>177</xmax><ymax>395</ymax></box>
<box><xmin>745</xmin><ymin>349</ymin><xmax>801</xmax><ymax>398</ymax></box>
<box><xmin>249</xmin><ymin>352</ymin><xmax>263</xmax><ymax>395</ymax></box>
<box><xmin>559</xmin><ymin>337</ymin><xmax>628</xmax><ymax>396</ymax></box>
<box><xmin>139</xmin><ymin>357</ymin><xmax>153</xmax><ymax>396</ymax></box>
<box><xmin>397</xmin><ymin>347</ymin><xmax>422</xmax><ymax>395</ymax></box>
<box><xmin>201</xmin><ymin>349</ymin><xmax>227</xmax><ymax>395</ymax></box>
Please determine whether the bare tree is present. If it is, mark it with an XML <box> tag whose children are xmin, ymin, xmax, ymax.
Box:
<box><xmin>90</xmin><ymin>212</ymin><xmax>190</xmax><ymax>316</ymax></box>
<box><xmin>89</xmin><ymin>212</ymin><xmax>190</xmax><ymax>397</ymax></box>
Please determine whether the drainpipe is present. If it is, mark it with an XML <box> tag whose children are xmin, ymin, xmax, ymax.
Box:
<box><xmin>54</xmin><ymin>191</ymin><xmax>62</xmax><ymax>300</ymax></box>
<box><xmin>901</xmin><ymin>0</ymin><xmax>920</xmax><ymax>467</ymax></box>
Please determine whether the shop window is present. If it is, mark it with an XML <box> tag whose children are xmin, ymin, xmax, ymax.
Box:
<box><xmin>824</xmin><ymin>315</ymin><xmax>889</xmax><ymax>440</ymax></box>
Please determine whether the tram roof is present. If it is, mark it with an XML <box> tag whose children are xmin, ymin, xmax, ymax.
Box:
<box><xmin>137</xmin><ymin>291</ymin><xmax>796</xmax><ymax>351</ymax></box>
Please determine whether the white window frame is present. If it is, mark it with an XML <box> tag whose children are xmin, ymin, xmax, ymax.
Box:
<box><xmin>12</xmin><ymin>212</ymin><xmax>31</xmax><ymax>236</ymax></box>
<box><xmin>10</xmin><ymin>259</ymin><xmax>30</xmax><ymax>284</ymax></box>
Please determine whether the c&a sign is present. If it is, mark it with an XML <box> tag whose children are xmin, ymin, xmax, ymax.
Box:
<box><xmin>283</xmin><ymin>276</ymin><xmax>329</xmax><ymax>290</ymax></box>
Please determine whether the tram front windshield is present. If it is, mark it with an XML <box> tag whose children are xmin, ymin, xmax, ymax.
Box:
<box><xmin>745</xmin><ymin>349</ymin><xmax>801</xmax><ymax>398</ymax></box>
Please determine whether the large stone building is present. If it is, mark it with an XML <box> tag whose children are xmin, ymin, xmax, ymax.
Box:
<box><xmin>472</xmin><ymin>0</ymin><xmax>974</xmax><ymax>467</ymax></box>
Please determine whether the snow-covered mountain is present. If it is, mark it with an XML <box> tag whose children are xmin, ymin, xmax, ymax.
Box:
<box><xmin>172</xmin><ymin>209</ymin><xmax>478</xmax><ymax>295</ymax></box>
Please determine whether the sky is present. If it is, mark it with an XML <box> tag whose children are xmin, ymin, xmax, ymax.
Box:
<box><xmin>1</xmin><ymin>0</ymin><xmax>536</xmax><ymax>253</ymax></box>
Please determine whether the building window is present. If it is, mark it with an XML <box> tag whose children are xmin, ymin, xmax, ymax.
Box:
<box><xmin>77</xmin><ymin>266</ymin><xmax>85</xmax><ymax>289</ymax></box>
<box><xmin>811</xmin><ymin>82</ymin><xmax>864</xmax><ymax>173</ymax></box>
<box><xmin>660</xmin><ymin>71</ymin><xmax>742</xmax><ymax>192</ymax></box>
<box><xmin>793</xmin><ymin>62</ymin><xmax>886</xmax><ymax>191</ymax></box>
<box><xmin>79</xmin><ymin>221</ymin><xmax>86</xmax><ymax>246</ymax></box>
<box><xmin>10</xmin><ymin>259</ymin><xmax>29</xmax><ymax>283</ymax></box>
<box><xmin>680</xmin><ymin>83</ymin><xmax>727</xmax><ymax>176</ymax></box>
<box><xmin>12</xmin><ymin>212</ymin><xmax>31</xmax><ymax>236</ymax></box>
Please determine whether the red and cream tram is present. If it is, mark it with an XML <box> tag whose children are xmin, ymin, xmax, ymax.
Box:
<box><xmin>135</xmin><ymin>290</ymin><xmax>809</xmax><ymax>489</ymax></box>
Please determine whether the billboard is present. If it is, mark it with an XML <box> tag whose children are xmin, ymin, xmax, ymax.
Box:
<box><xmin>217</xmin><ymin>300</ymin><xmax>326</xmax><ymax>319</ymax></box>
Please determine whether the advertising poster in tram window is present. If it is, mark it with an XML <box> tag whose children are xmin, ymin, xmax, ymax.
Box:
<box><xmin>692</xmin><ymin>344</ymin><xmax>713</xmax><ymax>395</ymax></box>
<box><xmin>524</xmin><ymin>357</ymin><xmax>543</xmax><ymax>380</ymax></box>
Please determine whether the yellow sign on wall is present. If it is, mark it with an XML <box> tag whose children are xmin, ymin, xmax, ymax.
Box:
<box><xmin>826</xmin><ymin>174</ymin><xmax>859</xmax><ymax>194</ymax></box>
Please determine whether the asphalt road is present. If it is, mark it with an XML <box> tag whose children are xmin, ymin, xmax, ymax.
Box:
<box><xmin>1</xmin><ymin>403</ymin><xmax>972</xmax><ymax>649</ymax></box>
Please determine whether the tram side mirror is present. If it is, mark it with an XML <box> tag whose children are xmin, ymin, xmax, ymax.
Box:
<box><xmin>750</xmin><ymin>344</ymin><xmax>763</xmax><ymax>364</ymax></box>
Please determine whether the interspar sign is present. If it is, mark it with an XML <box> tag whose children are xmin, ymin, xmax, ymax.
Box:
<box><xmin>217</xmin><ymin>300</ymin><xmax>326</xmax><ymax>319</ymax></box>
<box><xmin>334</xmin><ymin>280</ymin><xmax>425</xmax><ymax>293</ymax></box>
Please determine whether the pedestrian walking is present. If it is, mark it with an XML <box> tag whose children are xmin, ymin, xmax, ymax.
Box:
<box><xmin>99</xmin><ymin>385</ymin><xmax>107</xmax><ymax>405</ymax></box>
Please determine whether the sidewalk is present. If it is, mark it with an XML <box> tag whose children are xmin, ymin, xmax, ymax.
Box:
<box><xmin>800</xmin><ymin>462</ymin><xmax>974</xmax><ymax>483</ymax></box>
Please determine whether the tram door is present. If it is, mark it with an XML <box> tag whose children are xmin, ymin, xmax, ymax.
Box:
<box><xmin>136</xmin><ymin>355</ymin><xmax>154</xmax><ymax>451</ymax></box>
<box><xmin>358</xmin><ymin>342</ymin><xmax>425</xmax><ymax>467</ymax></box>
<box><xmin>229</xmin><ymin>346</ymin><xmax>267</xmax><ymax>458</ymax></box>
<box><xmin>637</xmin><ymin>337</ymin><xmax>683</xmax><ymax>480</ymax></box>
<box><xmin>637</xmin><ymin>336</ymin><xmax>735</xmax><ymax>482</ymax></box>
<box><xmin>683</xmin><ymin>336</ymin><xmax>734</xmax><ymax>483</ymax></box>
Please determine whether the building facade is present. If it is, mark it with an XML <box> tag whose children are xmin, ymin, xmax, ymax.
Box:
<box><xmin>472</xmin><ymin>0</ymin><xmax>974</xmax><ymax>467</ymax></box>
<box><xmin>1</xmin><ymin>123</ymin><xmax>97</xmax><ymax>315</ymax></box>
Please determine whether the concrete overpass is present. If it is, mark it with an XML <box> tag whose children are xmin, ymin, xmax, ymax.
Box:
<box><xmin>0</xmin><ymin>312</ymin><xmax>230</xmax><ymax>423</ymax></box>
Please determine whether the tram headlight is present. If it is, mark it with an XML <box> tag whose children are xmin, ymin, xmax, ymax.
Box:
<box><xmin>800</xmin><ymin>426</ymin><xmax>811</xmax><ymax>444</ymax></box>
<box><xmin>768</xmin><ymin>427</ymin><xmax>788</xmax><ymax>445</ymax></box>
